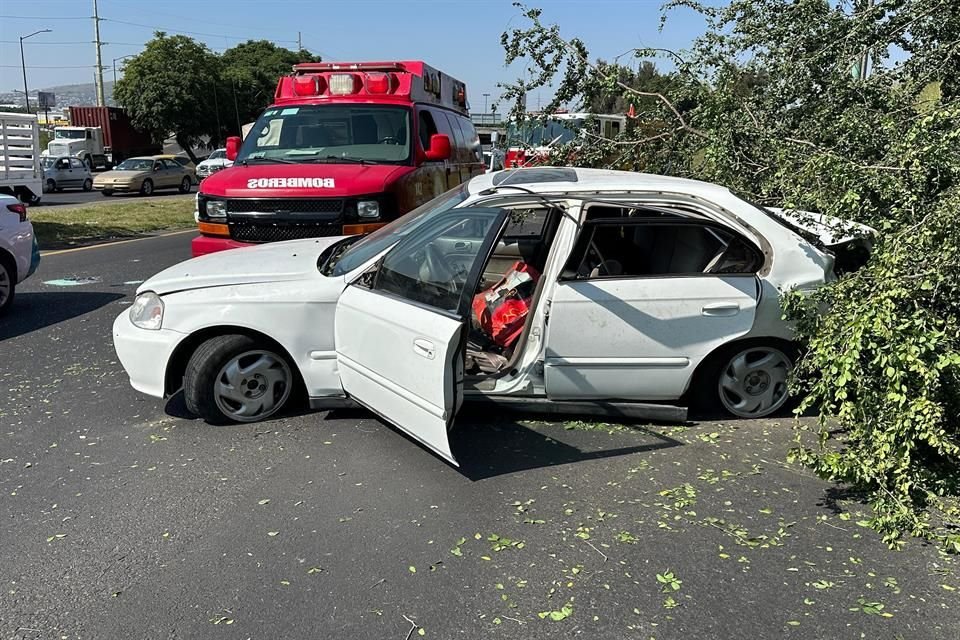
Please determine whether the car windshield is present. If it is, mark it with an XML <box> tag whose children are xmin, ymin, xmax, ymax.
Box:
<box><xmin>507</xmin><ymin>118</ymin><xmax>584</xmax><ymax>146</ymax></box>
<box><xmin>209</xmin><ymin>149</ymin><xmax>225</xmax><ymax>160</ymax></box>
<box><xmin>238</xmin><ymin>104</ymin><xmax>412</xmax><ymax>165</ymax></box>
<box><xmin>116</xmin><ymin>159</ymin><xmax>153</xmax><ymax>171</ymax></box>
<box><xmin>54</xmin><ymin>129</ymin><xmax>86</xmax><ymax>140</ymax></box>
<box><xmin>321</xmin><ymin>184</ymin><xmax>470</xmax><ymax>276</ymax></box>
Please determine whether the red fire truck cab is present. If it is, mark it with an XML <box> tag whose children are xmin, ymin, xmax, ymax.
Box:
<box><xmin>192</xmin><ymin>61</ymin><xmax>484</xmax><ymax>256</ymax></box>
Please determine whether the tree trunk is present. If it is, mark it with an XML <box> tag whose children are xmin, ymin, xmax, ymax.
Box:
<box><xmin>176</xmin><ymin>135</ymin><xmax>200</xmax><ymax>164</ymax></box>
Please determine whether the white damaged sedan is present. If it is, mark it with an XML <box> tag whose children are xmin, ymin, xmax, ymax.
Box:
<box><xmin>114</xmin><ymin>168</ymin><xmax>871</xmax><ymax>465</ymax></box>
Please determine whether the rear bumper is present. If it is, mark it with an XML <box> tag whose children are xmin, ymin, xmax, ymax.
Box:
<box><xmin>191</xmin><ymin>234</ymin><xmax>251</xmax><ymax>257</ymax></box>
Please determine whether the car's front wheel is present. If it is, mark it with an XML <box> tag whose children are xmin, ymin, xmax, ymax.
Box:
<box><xmin>695</xmin><ymin>342</ymin><xmax>795</xmax><ymax>419</ymax></box>
<box><xmin>139</xmin><ymin>179</ymin><xmax>153</xmax><ymax>196</ymax></box>
<box><xmin>183</xmin><ymin>334</ymin><xmax>296</xmax><ymax>424</ymax></box>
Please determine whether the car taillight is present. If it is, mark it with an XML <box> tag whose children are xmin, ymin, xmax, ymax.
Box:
<box><xmin>6</xmin><ymin>203</ymin><xmax>27</xmax><ymax>222</ymax></box>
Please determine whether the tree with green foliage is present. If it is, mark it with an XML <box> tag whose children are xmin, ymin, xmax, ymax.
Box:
<box><xmin>220</xmin><ymin>40</ymin><xmax>321</xmax><ymax>127</ymax></box>
<box><xmin>500</xmin><ymin>0</ymin><xmax>959</xmax><ymax>550</ymax></box>
<box><xmin>113</xmin><ymin>32</ymin><xmax>222</xmax><ymax>163</ymax></box>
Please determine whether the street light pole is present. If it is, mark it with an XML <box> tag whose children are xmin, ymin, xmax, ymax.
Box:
<box><xmin>483</xmin><ymin>93</ymin><xmax>490</xmax><ymax>125</ymax></box>
<box><xmin>19</xmin><ymin>29</ymin><xmax>52</xmax><ymax>114</ymax></box>
<box><xmin>112</xmin><ymin>55</ymin><xmax>135</xmax><ymax>87</ymax></box>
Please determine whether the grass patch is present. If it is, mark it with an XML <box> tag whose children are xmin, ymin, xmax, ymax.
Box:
<box><xmin>31</xmin><ymin>199</ymin><xmax>195</xmax><ymax>249</ymax></box>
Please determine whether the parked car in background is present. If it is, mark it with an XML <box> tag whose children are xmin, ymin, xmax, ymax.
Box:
<box><xmin>93</xmin><ymin>156</ymin><xmax>194</xmax><ymax>196</ymax></box>
<box><xmin>113</xmin><ymin>168</ymin><xmax>874</xmax><ymax>465</ymax></box>
<box><xmin>155</xmin><ymin>154</ymin><xmax>198</xmax><ymax>184</ymax></box>
<box><xmin>195</xmin><ymin>149</ymin><xmax>232</xmax><ymax>180</ymax></box>
<box><xmin>0</xmin><ymin>193</ymin><xmax>39</xmax><ymax>315</ymax></box>
<box><xmin>41</xmin><ymin>156</ymin><xmax>93</xmax><ymax>193</ymax></box>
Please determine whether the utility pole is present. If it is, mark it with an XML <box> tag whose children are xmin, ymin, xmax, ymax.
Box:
<box><xmin>482</xmin><ymin>93</ymin><xmax>490</xmax><ymax>125</ymax></box>
<box><xmin>297</xmin><ymin>31</ymin><xmax>302</xmax><ymax>51</ymax></box>
<box><xmin>93</xmin><ymin>0</ymin><xmax>106</xmax><ymax>106</ymax></box>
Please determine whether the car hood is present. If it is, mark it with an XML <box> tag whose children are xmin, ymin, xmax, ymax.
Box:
<box><xmin>197</xmin><ymin>158</ymin><xmax>231</xmax><ymax>168</ymax></box>
<box><xmin>96</xmin><ymin>170</ymin><xmax>147</xmax><ymax>181</ymax></box>
<box><xmin>140</xmin><ymin>236</ymin><xmax>348</xmax><ymax>295</ymax></box>
<box><xmin>199</xmin><ymin>162</ymin><xmax>412</xmax><ymax>198</ymax></box>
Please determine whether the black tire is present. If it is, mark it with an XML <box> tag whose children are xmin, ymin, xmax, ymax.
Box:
<box><xmin>83</xmin><ymin>157</ymin><xmax>93</xmax><ymax>171</ymax></box>
<box><xmin>82</xmin><ymin>178</ymin><xmax>93</xmax><ymax>192</ymax></box>
<box><xmin>0</xmin><ymin>253</ymin><xmax>16</xmax><ymax>316</ymax></box>
<box><xmin>183</xmin><ymin>334</ymin><xmax>297</xmax><ymax>425</ymax></box>
<box><xmin>178</xmin><ymin>176</ymin><xmax>192</xmax><ymax>193</ymax></box>
<box><xmin>44</xmin><ymin>179</ymin><xmax>56</xmax><ymax>194</ymax></box>
<box><xmin>101</xmin><ymin>190</ymin><xmax>114</xmax><ymax>197</ymax></box>
<box><xmin>139</xmin><ymin>179</ymin><xmax>153</xmax><ymax>196</ymax></box>
<box><xmin>688</xmin><ymin>339</ymin><xmax>797</xmax><ymax>420</ymax></box>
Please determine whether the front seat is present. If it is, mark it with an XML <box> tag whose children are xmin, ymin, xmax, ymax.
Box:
<box><xmin>352</xmin><ymin>115</ymin><xmax>378</xmax><ymax>144</ymax></box>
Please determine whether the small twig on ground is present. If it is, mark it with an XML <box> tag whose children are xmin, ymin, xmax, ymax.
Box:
<box><xmin>402</xmin><ymin>614</ymin><xmax>420</xmax><ymax>640</ymax></box>
<box><xmin>583</xmin><ymin>539</ymin><xmax>608</xmax><ymax>562</ymax></box>
<box><xmin>369</xmin><ymin>578</ymin><xmax>385</xmax><ymax>589</ymax></box>
<box><xmin>502</xmin><ymin>615</ymin><xmax>526</xmax><ymax>624</ymax></box>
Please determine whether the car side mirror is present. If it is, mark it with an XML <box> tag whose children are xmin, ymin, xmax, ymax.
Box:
<box><xmin>424</xmin><ymin>134</ymin><xmax>451</xmax><ymax>162</ymax></box>
<box><xmin>226</xmin><ymin>136</ymin><xmax>242</xmax><ymax>161</ymax></box>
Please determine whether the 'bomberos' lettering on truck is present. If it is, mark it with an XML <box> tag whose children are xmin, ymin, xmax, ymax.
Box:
<box><xmin>192</xmin><ymin>60</ymin><xmax>484</xmax><ymax>257</ymax></box>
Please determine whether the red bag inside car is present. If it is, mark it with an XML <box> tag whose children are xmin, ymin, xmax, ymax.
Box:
<box><xmin>471</xmin><ymin>261</ymin><xmax>540</xmax><ymax>348</ymax></box>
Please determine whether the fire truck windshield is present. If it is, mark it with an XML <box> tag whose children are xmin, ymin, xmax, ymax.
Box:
<box><xmin>507</xmin><ymin>118</ymin><xmax>585</xmax><ymax>147</ymax></box>
<box><xmin>238</xmin><ymin>104</ymin><xmax>412</xmax><ymax>165</ymax></box>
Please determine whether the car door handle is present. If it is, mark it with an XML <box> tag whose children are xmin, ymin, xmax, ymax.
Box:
<box><xmin>701</xmin><ymin>303</ymin><xmax>740</xmax><ymax>317</ymax></box>
<box><xmin>454</xmin><ymin>241</ymin><xmax>471</xmax><ymax>251</ymax></box>
<box><xmin>413</xmin><ymin>338</ymin><xmax>436</xmax><ymax>360</ymax></box>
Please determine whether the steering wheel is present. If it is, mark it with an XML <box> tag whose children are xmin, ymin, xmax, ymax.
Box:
<box><xmin>424</xmin><ymin>244</ymin><xmax>457</xmax><ymax>293</ymax></box>
<box><xmin>378</xmin><ymin>136</ymin><xmax>400</xmax><ymax>145</ymax></box>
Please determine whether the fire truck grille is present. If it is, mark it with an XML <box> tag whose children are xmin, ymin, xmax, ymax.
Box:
<box><xmin>226</xmin><ymin>198</ymin><xmax>344</xmax><ymax>215</ymax></box>
<box><xmin>229</xmin><ymin>221</ymin><xmax>343</xmax><ymax>243</ymax></box>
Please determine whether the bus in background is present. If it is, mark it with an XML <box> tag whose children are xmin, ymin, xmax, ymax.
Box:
<box><xmin>193</xmin><ymin>61</ymin><xmax>484</xmax><ymax>257</ymax></box>
<box><xmin>504</xmin><ymin>112</ymin><xmax>627</xmax><ymax>168</ymax></box>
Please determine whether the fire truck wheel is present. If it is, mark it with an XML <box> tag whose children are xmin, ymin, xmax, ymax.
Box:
<box><xmin>178</xmin><ymin>177</ymin><xmax>192</xmax><ymax>193</ymax></box>
<box><xmin>139</xmin><ymin>179</ymin><xmax>153</xmax><ymax>196</ymax></box>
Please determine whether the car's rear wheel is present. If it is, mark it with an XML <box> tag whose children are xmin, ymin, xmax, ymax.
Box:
<box><xmin>178</xmin><ymin>176</ymin><xmax>191</xmax><ymax>193</ymax></box>
<box><xmin>82</xmin><ymin>178</ymin><xmax>93</xmax><ymax>192</ymax></box>
<box><xmin>139</xmin><ymin>179</ymin><xmax>153</xmax><ymax>196</ymax></box>
<box><xmin>184</xmin><ymin>334</ymin><xmax>295</xmax><ymax>424</ymax></box>
<box><xmin>693</xmin><ymin>342</ymin><xmax>794</xmax><ymax>419</ymax></box>
<box><xmin>0</xmin><ymin>254</ymin><xmax>15</xmax><ymax>316</ymax></box>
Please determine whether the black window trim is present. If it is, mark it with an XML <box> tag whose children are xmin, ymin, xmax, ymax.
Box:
<box><xmin>559</xmin><ymin>217</ymin><xmax>764</xmax><ymax>282</ymax></box>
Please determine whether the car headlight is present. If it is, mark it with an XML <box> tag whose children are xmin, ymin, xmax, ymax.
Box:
<box><xmin>206</xmin><ymin>200</ymin><xmax>227</xmax><ymax>218</ymax></box>
<box><xmin>129</xmin><ymin>292</ymin><xmax>164</xmax><ymax>330</ymax></box>
<box><xmin>357</xmin><ymin>200</ymin><xmax>380</xmax><ymax>218</ymax></box>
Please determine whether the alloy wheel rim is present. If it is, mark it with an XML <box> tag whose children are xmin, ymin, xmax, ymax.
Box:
<box><xmin>143</xmin><ymin>181</ymin><xmax>152</xmax><ymax>195</ymax></box>
<box><xmin>717</xmin><ymin>346</ymin><xmax>792</xmax><ymax>418</ymax></box>
<box><xmin>213</xmin><ymin>350</ymin><xmax>292</xmax><ymax>422</ymax></box>
<box><xmin>0</xmin><ymin>263</ymin><xmax>9</xmax><ymax>306</ymax></box>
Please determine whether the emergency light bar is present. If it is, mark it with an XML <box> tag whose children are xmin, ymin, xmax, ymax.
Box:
<box><xmin>275</xmin><ymin>60</ymin><xmax>469</xmax><ymax>114</ymax></box>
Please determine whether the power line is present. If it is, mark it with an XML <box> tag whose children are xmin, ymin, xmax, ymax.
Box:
<box><xmin>100</xmin><ymin>18</ymin><xmax>298</xmax><ymax>44</ymax></box>
<box><xmin>0</xmin><ymin>40</ymin><xmax>144</xmax><ymax>46</ymax></box>
<box><xmin>0</xmin><ymin>15</ymin><xmax>90</xmax><ymax>20</ymax></box>
<box><xmin>0</xmin><ymin>64</ymin><xmax>98</xmax><ymax>69</ymax></box>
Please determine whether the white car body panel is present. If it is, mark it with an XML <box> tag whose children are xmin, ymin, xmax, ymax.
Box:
<box><xmin>544</xmin><ymin>276</ymin><xmax>759</xmax><ymax>400</ymax></box>
<box><xmin>0</xmin><ymin>194</ymin><xmax>36</xmax><ymax>285</ymax></box>
<box><xmin>113</xmin><ymin>168</ymin><xmax>864</xmax><ymax>464</ymax></box>
<box><xmin>335</xmin><ymin>285</ymin><xmax>462</xmax><ymax>465</ymax></box>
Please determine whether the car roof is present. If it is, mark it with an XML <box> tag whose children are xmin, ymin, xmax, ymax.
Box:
<box><xmin>466</xmin><ymin>167</ymin><xmax>732</xmax><ymax>200</ymax></box>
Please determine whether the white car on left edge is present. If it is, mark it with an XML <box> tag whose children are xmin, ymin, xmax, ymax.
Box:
<box><xmin>113</xmin><ymin>168</ymin><xmax>872</xmax><ymax>466</ymax></box>
<box><xmin>0</xmin><ymin>193</ymin><xmax>39</xmax><ymax>315</ymax></box>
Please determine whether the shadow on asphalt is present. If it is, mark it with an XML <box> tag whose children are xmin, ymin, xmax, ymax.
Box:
<box><xmin>0</xmin><ymin>291</ymin><xmax>125</xmax><ymax>340</ymax></box>
<box><xmin>163</xmin><ymin>393</ymin><xmax>683</xmax><ymax>479</ymax></box>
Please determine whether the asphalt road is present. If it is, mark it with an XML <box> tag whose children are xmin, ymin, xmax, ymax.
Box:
<box><xmin>36</xmin><ymin>190</ymin><xmax>193</xmax><ymax>209</ymax></box>
<box><xmin>0</xmin><ymin>233</ymin><xmax>957</xmax><ymax>639</ymax></box>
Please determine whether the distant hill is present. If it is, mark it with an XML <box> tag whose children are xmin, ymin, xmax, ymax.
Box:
<box><xmin>41</xmin><ymin>80</ymin><xmax>114</xmax><ymax>96</ymax></box>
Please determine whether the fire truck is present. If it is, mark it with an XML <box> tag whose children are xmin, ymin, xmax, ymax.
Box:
<box><xmin>504</xmin><ymin>112</ymin><xmax>627</xmax><ymax>168</ymax></box>
<box><xmin>192</xmin><ymin>61</ymin><xmax>484</xmax><ymax>256</ymax></box>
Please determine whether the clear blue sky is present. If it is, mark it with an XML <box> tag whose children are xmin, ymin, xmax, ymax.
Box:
<box><xmin>1</xmin><ymin>0</ymin><xmax>713</xmax><ymax>108</ymax></box>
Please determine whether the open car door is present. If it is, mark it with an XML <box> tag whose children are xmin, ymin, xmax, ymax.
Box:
<box><xmin>334</xmin><ymin>208</ymin><xmax>509</xmax><ymax>465</ymax></box>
